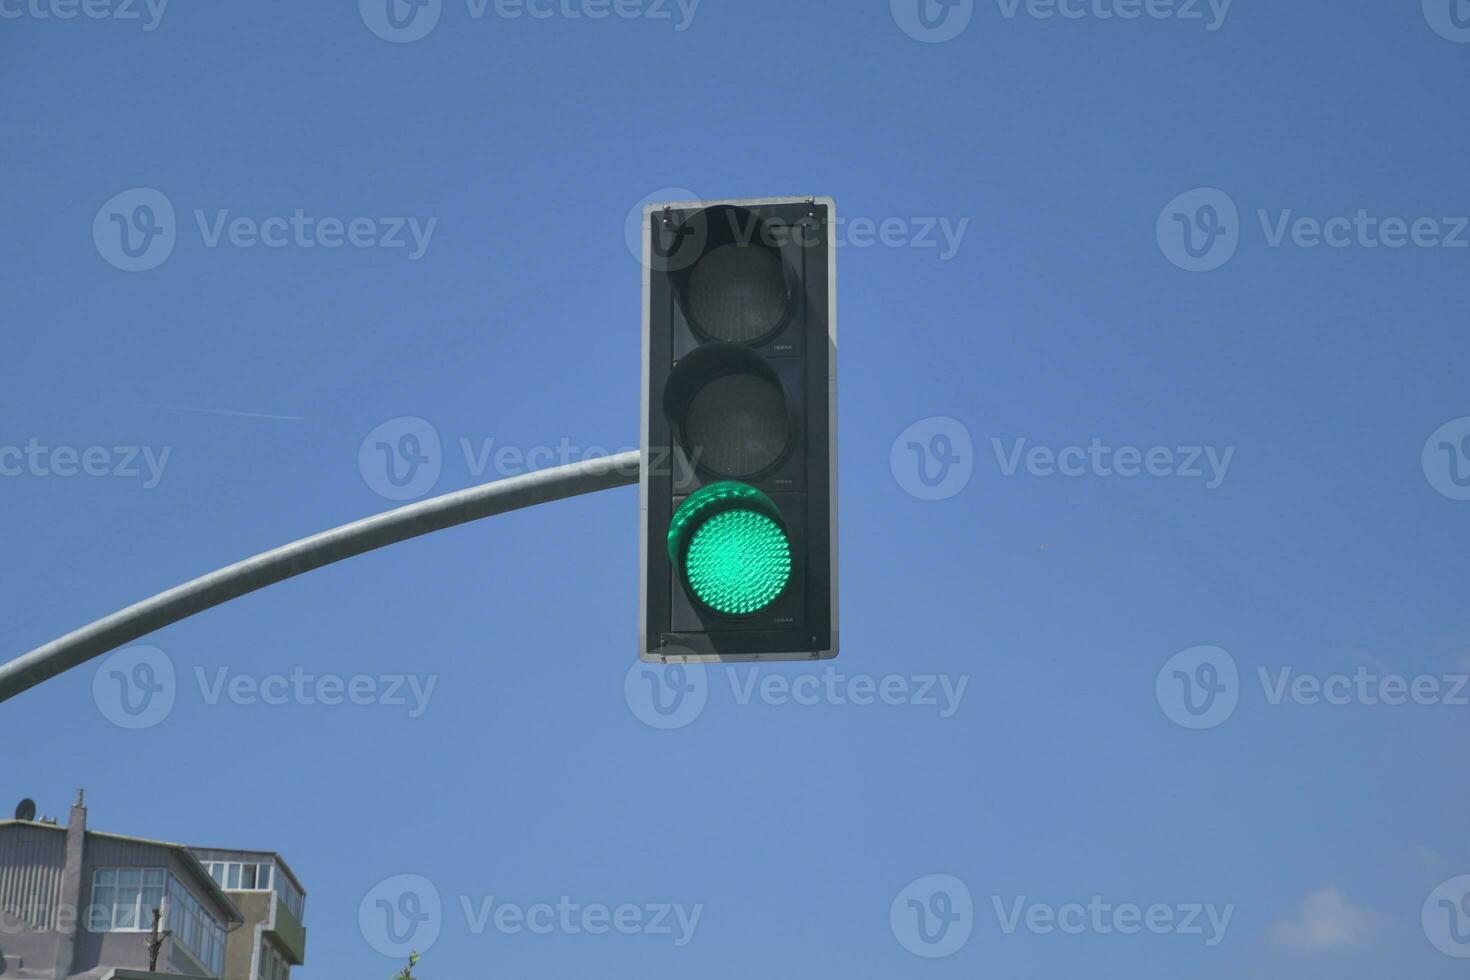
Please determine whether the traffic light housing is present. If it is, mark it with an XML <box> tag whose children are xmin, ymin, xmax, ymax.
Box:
<box><xmin>639</xmin><ymin>196</ymin><xmax>838</xmax><ymax>663</ymax></box>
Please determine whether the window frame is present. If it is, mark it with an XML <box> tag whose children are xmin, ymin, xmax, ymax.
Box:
<box><xmin>87</xmin><ymin>867</ymin><xmax>225</xmax><ymax>977</ymax></box>
<box><xmin>257</xmin><ymin>938</ymin><xmax>290</xmax><ymax>980</ymax></box>
<box><xmin>85</xmin><ymin>867</ymin><xmax>167</xmax><ymax>933</ymax></box>
<box><xmin>206</xmin><ymin>860</ymin><xmax>278</xmax><ymax>896</ymax></box>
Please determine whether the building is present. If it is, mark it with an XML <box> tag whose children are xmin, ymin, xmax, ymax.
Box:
<box><xmin>191</xmin><ymin>850</ymin><xmax>305</xmax><ymax>980</ymax></box>
<box><xmin>0</xmin><ymin>795</ymin><xmax>306</xmax><ymax>980</ymax></box>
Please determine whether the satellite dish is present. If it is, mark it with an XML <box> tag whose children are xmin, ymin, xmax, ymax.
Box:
<box><xmin>15</xmin><ymin>799</ymin><xmax>37</xmax><ymax>822</ymax></box>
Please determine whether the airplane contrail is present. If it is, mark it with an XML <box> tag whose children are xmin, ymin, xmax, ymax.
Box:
<box><xmin>132</xmin><ymin>403</ymin><xmax>305</xmax><ymax>422</ymax></box>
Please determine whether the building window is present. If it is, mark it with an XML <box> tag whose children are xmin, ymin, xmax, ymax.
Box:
<box><xmin>87</xmin><ymin>868</ymin><xmax>165</xmax><ymax>932</ymax></box>
<box><xmin>272</xmin><ymin>868</ymin><xmax>305</xmax><ymax>922</ymax></box>
<box><xmin>258</xmin><ymin>939</ymin><xmax>289</xmax><ymax>980</ymax></box>
<box><xmin>205</xmin><ymin>861</ymin><xmax>274</xmax><ymax>894</ymax></box>
<box><xmin>88</xmin><ymin>868</ymin><xmax>226</xmax><ymax>977</ymax></box>
<box><xmin>205</xmin><ymin>860</ymin><xmax>304</xmax><ymax>922</ymax></box>
<box><xmin>166</xmin><ymin>875</ymin><xmax>226</xmax><ymax>978</ymax></box>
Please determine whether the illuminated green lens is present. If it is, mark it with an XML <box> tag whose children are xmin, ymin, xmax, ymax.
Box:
<box><xmin>683</xmin><ymin>509</ymin><xmax>792</xmax><ymax>616</ymax></box>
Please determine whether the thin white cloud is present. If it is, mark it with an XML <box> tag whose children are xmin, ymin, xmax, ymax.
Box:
<box><xmin>1270</xmin><ymin>887</ymin><xmax>1384</xmax><ymax>952</ymax></box>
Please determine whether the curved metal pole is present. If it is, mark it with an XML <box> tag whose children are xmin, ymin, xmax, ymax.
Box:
<box><xmin>0</xmin><ymin>450</ymin><xmax>641</xmax><ymax>705</ymax></box>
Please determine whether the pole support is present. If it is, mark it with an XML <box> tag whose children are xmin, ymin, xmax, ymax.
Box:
<box><xmin>0</xmin><ymin>450</ymin><xmax>641</xmax><ymax>704</ymax></box>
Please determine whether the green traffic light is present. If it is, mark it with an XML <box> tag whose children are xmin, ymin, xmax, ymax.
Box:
<box><xmin>668</xmin><ymin>482</ymin><xmax>792</xmax><ymax>617</ymax></box>
<box><xmin>685</xmin><ymin>509</ymin><xmax>791</xmax><ymax>615</ymax></box>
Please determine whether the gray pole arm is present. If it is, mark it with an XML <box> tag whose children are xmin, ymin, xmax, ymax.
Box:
<box><xmin>0</xmin><ymin>450</ymin><xmax>641</xmax><ymax>705</ymax></box>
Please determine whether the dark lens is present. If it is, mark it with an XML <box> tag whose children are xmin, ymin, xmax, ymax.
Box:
<box><xmin>681</xmin><ymin>372</ymin><xmax>789</xmax><ymax>477</ymax></box>
<box><xmin>685</xmin><ymin>243</ymin><xmax>789</xmax><ymax>344</ymax></box>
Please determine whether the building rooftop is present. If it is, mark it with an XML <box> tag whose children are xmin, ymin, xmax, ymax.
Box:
<box><xmin>0</xmin><ymin>818</ymin><xmax>243</xmax><ymax>926</ymax></box>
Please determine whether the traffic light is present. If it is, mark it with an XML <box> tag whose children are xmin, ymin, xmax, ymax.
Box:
<box><xmin>639</xmin><ymin>196</ymin><xmax>838</xmax><ymax>663</ymax></box>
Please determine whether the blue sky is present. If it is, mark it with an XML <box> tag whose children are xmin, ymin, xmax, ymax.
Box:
<box><xmin>3</xmin><ymin>0</ymin><xmax>1470</xmax><ymax>976</ymax></box>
